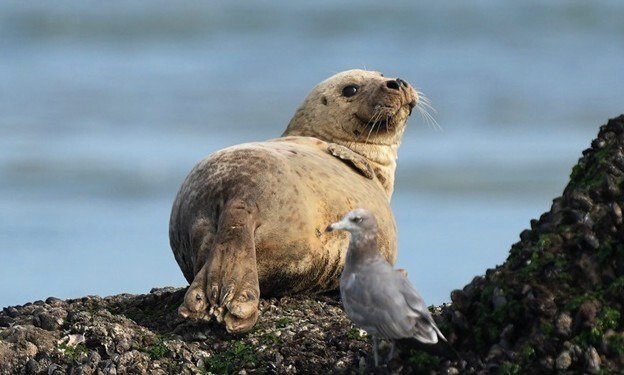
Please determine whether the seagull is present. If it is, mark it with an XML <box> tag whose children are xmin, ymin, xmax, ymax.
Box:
<box><xmin>326</xmin><ymin>208</ymin><xmax>454</xmax><ymax>366</ymax></box>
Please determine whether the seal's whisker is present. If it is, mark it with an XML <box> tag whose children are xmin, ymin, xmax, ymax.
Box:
<box><xmin>418</xmin><ymin>106</ymin><xmax>437</xmax><ymax>130</ymax></box>
<box><xmin>357</xmin><ymin>111</ymin><xmax>374</xmax><ymax>141</ymax></box>
<box><xmin>417</xmin><ymin>93</ymin><xmax>432</xmax><ymax>105</ymax></box>
<box><xmin>416</xmin><ymin>93</ymin><xmax>437</xmax><ymax>114</ymax></box>
<box><xmin>365</xmin><ymin>124</ymin><xmax>377</xmax><ymax>145</ymax></box>
<box><xmin>412</xmin><ymin>91</ymin><xmax>441</xmax><ymax>132</ymax></box>
<box><xmin>417</xmin><ymin>104</ymin><xmax>442</xmax><ymax>132</ymax></box>
<box><xmin>374</xmin><ymin>116</ymin><xmax>383</xmax><ymax>139</ymax></box>
<box><xmin>364</xmin><ymin>111</ymin><xmax>383</xmax><ymax>144</ymax></box>
<box><xmin>360</xmin><ymin>109</ymin><xmax>381</xmax><ymax>142</ymax></box>
<box><xmin>385</xmin><ymin>113</ymin><xmax>393</xmax><ymax>131</ymax></box>
<box><xmin>418</xmin><ymin>101</ymin><xmax>438</xmax><ymax>116</ymax></box>
<box><xmin>356</xmin><ymin>110</ymin><xmax>377</xmax><ymax>141</ymax></box>
<box><xmin>414</xmin><ymin>88</ymin><xmax>432</xmax><ymax>103</ymax></box>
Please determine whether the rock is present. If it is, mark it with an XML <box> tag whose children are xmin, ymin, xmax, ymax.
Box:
<box><xmin>450</xmin><ymin>289</ymin><xmax>468</xmax><ymax>310</ymax></box>
<box><xmin>555</xmin><ymin>313</ymin><xmax>573</xmax><ymax>338</ymax></box>
<box><xmin>0</xmin><ymin>315</ymin><xmax>13</xmax><ymax>327</ymax></box>
<box><xmin>45</xmin><ymin>297</ymin><xmax>63</xmax><ymax>306</ymax></box>
<box><xmin>585</xmin><ymin>347</ymin><xmax>601</xmax><ymax>374</ymax></box>
<box><xmin>34</xmin><ymin>309</ymin><xmax>66</xmax><ymax>331</ymax></box>
<box><xmin>451</xmin><ymin>310</ymin><xmax>469</xmax><ymax>332</ymax></box>
<box><xmin>25</xmin><ymin>358</ymin><xmax>39</xmax><ymax>374</ymax></box>
<box><xmin>577</xmin><ymin>300</ymin><xmax>600</xmax><ymax>328</ymax></box>
<box><xmin>4</xmin><ymin>307</ymin><xmax>18</xmax><ymax>318</ymax></box>
<box><xmin>539</xmin><ymin>356</ymin><xmax>553</xmax><ymax>371</ymax></box>
<box><xmin>491</xmin><ymin>287</ymin><xmax>507</xmax><ymax>310</ymax></box>
<box><xmin>47</xmin><ymin>363</ymin><xmax>63</xmax><ymax>375</ymax></box>
<box><xmin>555</xmin><ymin>351</ymin><xmax>572</xmax><ymax>370</ymax></box>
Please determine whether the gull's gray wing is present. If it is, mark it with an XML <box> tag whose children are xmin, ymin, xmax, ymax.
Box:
<box><xmin>398</xmin><ymin>274</ymin><xmax>447</xmax><ymax>342</ymax></box>
<box><xmin>340</xmin><ymin>261</ymin><xmax>440</xmax><ymax>344</ymax></box>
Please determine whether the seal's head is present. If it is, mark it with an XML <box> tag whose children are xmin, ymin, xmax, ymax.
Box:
<box><xmin>326</xmin><ymin>208</ymin><xmax>378</xmax><ymax>236</ymax></box>
<box><xmin>283</xmin><ymin>69</ymin><xmax>418</xmax><ymax>147</ymax></box>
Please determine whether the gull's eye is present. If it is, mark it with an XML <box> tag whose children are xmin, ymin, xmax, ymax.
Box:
<box><xmin>342</xmin><ymin>85</ymin><xmax>359</xmax><ymax>98</ymax></box>
<box><xmin>350</xmin><ymin>216</ymin><xmax>363</xmax><ymax>223</ymax></box>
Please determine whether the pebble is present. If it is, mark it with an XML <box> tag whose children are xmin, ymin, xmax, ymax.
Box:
<box><xmin>47</xmin><ymin>364</ymin><xmax>63</xmax><ymax>375</ymax></box>
<box><xmin>539</xmin><ymin>356</ymin><xmax>553</xmax><ymax>371</ymax></box>
<box><xmin>555</xmin><ymin>313</ymin><xmax>573</xmax><ymax>337</ymax></box>
<box><xmin>34</xmin><ymin>311</ymin><xmax>63</xmax><ymax>331</ymax></box>
<box><xmin>610</xmin><ymin>203</ymin><xmax>622</xmax><ymax>224</ymax></box>
<box><xmin>491</xmin><ymin>287</ymin><xmax>507</xmax><ymax>310</ymax></box>
<box><xmin>88</xmin><ymin>350</ymin><xmax>102</xmax><ymax>364</ymax></box>
<box><xmin>451</xmin><ymin>310</ymin><xmax>469</xmax><ymax>332</ymax></box>
<box><xmin>485</xmin><ymin>344</ymin><xmax>505</xmax><ymax>362</ymax></box>
<box><xmin>585</xmin><ymin>347</ymin><xmax>601</xmax><ymax>374</ymax></box>
<box><xmin>570</xmin><ymin>192</ymin><xmax>593</xmax><ymax>211</ymax></box>
<box><xmin>582</xmin><ymin>233</ymin><xmax>600</xmax><ymax>250</ymax></box>
<box><xmin>45</xmin><ymin>297</ymin><xmax>63</xmax><ymax>307</ymax></box>
<box><xmin>555</xmin><ymin>351</ymin><xmax>572</xmax><ymax>370</ymax></box>
<box><xmin>25</xmin><ymin>359</ymin><xmax>39</xmax><ymax>375</ymax></box>
<box><xmin>4</xmin><ymin>306</ymin><xmax>19</xmax><ymax>318</ymax></box>
<box><xmin>23</xmin><ymin>342</ymin><xmax>38</xmax><ymax>357</ymax></box>
<box><xmin>0</xmin><ymin>316</ymin><xmax>13</xmax><ymax>327</ymax></box>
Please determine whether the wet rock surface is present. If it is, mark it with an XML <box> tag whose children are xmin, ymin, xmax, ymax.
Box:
<box><xmin>2</xmin><ymin>115</ymin><xmax>624</xmax><ymax>374</ymax></box>
<box><xmin>1</xmin><ymin>289</ymin><xmax>375</xmax><ymax>374</ymax></box>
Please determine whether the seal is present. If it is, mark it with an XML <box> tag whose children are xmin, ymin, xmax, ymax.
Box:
<box><xmin>169</xmin><ymin>69</ymin><xmax>418</xmax><ymax>333</ymax></box>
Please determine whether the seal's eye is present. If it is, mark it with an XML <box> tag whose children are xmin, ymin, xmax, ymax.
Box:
<box><xmin>350</xmin><ymin>216</ymin><xmax>363</xmax><ymax>223</ymax></box>
<box><xmin>342</xmin><ymin>85</ymin><xmax>359</xmax><ymax>98</ymax></box>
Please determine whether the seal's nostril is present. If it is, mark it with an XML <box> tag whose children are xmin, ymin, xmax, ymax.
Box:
<box><xmin>408</xmin><ymin>100</ymin><xmax>416</xmax><ymax>115</ymax></box>
<box><xmin>386</xmin><ymin>79</ymin><xmax>400</xmax><ymax>90</ymax></box>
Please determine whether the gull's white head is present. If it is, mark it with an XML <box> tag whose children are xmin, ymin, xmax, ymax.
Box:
<box><xmin>325</xmin><ymin>208</ymin><xmax>378</xmax><ymax>235</ymax></box>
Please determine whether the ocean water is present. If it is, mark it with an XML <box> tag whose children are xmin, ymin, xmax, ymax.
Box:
<box><xmin>1</xmin><ymin>1</ymin><xmax>623</xmax><ymax>307</ymax></box>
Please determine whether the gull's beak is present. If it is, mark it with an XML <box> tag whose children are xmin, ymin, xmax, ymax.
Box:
<box><xmin>325</xmin><ymin>219</ymin><xmax>347</xmax><ymax>233</ymax></box>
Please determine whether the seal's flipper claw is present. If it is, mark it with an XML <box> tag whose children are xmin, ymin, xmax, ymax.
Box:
<box><xmin>224</xmin><ymin>308</ymin><xmax>259</xmax><ymax>334</ymax></box>
<box><xmin>179</xmin><ymin>264</ymin><xmax>210</xmax><ymax>319</ymax></box>
<box><xmin>209</xmin><ymin>284</ymin><xmax>220</xmax><ymax>307</ymax></box>
<box><xmin>178</xmin><ymin>305</ymin><xmax>191</xmax><ymax>319</ymax></box>
<box><xmin>220</xmin><ymin>284</ymin><xmax>235</xmax><ymax>306</ymax></box>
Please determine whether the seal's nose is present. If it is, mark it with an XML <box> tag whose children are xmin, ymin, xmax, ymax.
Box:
<box><xmin>386</xmin><ymin>79</ymin><xmax>401</xmax><ymax>90</ymax></box>
<box><xmin>397</xmin><ymin>78</ymin><xmax>409</xmax><ymax>87</ymax></box>
<box><xmin>325</xmin><ymin>224</ymin><xmax>334</xmax><ymax>232</ymax></box>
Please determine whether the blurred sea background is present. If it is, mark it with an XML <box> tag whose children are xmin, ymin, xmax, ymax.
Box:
<box><xmin>1</xmin><ymin>1</ymin><xmax>623</xmax><ymax>307</ymax></box>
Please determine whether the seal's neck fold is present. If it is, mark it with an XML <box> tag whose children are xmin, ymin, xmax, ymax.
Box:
<box><xmin>341</xmin><ymin>141</ymin><xmax>399</xmax><ymax>198</ymax></box>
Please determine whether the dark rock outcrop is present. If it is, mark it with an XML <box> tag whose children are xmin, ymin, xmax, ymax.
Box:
<box><xmin>2</xmin><ymin>115</ymin><xmax>624</xmax><ymax>374</ymax></box>
<box><xmin>439</xmin><ymin>114</ymin><xmax>624</xmax><ymax>374</ymax></box>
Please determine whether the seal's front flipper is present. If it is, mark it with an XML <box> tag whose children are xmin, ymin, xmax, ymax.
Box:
<box><xmin>327</xmin><ymin>143</ymin><xmax>375</xmax><ymax>179</ymax></box>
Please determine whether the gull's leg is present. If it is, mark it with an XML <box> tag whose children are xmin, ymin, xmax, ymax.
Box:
<box><xmin>372</xmin><ymin>336</ymin><xmax>379</xmax><ymax>367</ymax></box>
<box><xmin>387</xmin><ymin>340</ymin><xmax>396</xmax><ymax>363</ymax></box>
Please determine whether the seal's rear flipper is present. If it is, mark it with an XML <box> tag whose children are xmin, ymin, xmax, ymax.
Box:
<box><xmin>179</xmin><ymin>198</ymin><xmax>260</xmax><ymax>333</ymax></box>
